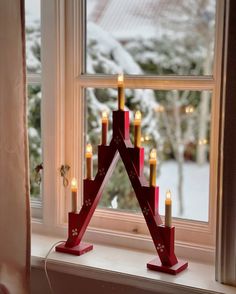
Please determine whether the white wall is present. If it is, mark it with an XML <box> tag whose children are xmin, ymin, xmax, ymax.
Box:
<box><xmin>31</xmin><ymin>267</ymin><xmax>162</xmax><ymax>294</ymax></box>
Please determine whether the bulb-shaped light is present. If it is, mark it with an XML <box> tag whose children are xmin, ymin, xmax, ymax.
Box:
<box><xmin>86</xmin><ymin>143</ymin><xmax>92</xmax><ymax>154</ymax></box>
<box><xmin>118</xmin><ymin>73</ymin><xmax>124</xmax><ymax>85</ymax></box>
<box><xmin>71</xmin><ymin>177</ymin><xmax>77</xmax><ymax>193</ymax></box>
<box><xmin>150</xmin><ymin>149</ymin><xmax>157</xmax><ymax>161</ymax></box>
<box><xmin>166</xmin><ymin>189</ymin><xmax>172</xmax><ymax>201</ymax></box>
<box><xmin>102</xmin><ymin>110</ymin><xmax>108</xmax><ymax>120</ymax></box>
<box><xmin>134</xmin><ymin>110</ymin><xmax>142</xmax><ymax>124</ymax></box>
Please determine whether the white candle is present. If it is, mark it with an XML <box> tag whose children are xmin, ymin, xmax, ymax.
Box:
<box><xmin>71</xmin><ymin>177</ymin><xmax>78</xmax><ymax>213</ymax></box>
<box><xmin>86</xmin><ymin>144</ymin><xmax>93</xmax><ymax>179</ymax></box>
<box><xmin>101</xmin><ymin>111</ymin><xmax>108</xmax><ymax>145</ymax></box>
<box><xmin>134</xmin><ymin>111</ymin><xmax>142</xmax><ymax>148</ymax></box>
<box><xmin>165</xmin><ymin>190</ymin><xmax>172</xmax><ymax>227</ymax></box>
<box><xmin>149</xmin><ymin>149</ymin><xmax>157</xmax><ymax>187</ymax></box>
<box><xmin>118</xmin><ymin>73</ymin><xmax>125</xmax><ymax>110</ymax></box>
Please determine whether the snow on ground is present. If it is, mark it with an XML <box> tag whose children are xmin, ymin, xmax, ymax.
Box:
<box><xmin>110</xmin><ymin>160</ymin><xmax>209</xmax><ymax>222</ymax></box>
<box><xmin>157</xmin><ymin>160</ymin><xmax>209</xmax><ymax>222</ymax></box>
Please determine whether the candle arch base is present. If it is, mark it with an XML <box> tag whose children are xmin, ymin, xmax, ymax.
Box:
<box><xmin>147</xmin><ymin>258</ymin><xmax>188</xmax><ymax>275</ymax></box>
<box><xmin>56</xmin><ymin>110</ymin><xmax>188</xmax><ymax>275</ymax></box>
<box><xmin>55</xmin><ymin>242</ymin><xmax>93</xmax><ymax>256</ymax></box>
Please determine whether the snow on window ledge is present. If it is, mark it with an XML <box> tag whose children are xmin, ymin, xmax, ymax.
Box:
<box><xmin>31</xmin><ymin>233</ymin><xmax>236</xmax><ymax>294</ymax></box>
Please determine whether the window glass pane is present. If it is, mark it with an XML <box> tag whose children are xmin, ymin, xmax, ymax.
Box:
<box><xmin>86</xmin><ymin>0</ymin><xmax>216</xmax><ymax>76</ymax></box>
<box><xmin>86</xmin><ymin>88</ymin><xmax>211</xmax><ymax>222</ymax></box>
<box><xmin>25</xmin><ymin>0</ymin><xmax>41</xmax><ymax>73</ymax></box>
<box><xmin>28</xmin><ymin>84</ymin><xmax>42</xmax><ymax>200</ymax></box>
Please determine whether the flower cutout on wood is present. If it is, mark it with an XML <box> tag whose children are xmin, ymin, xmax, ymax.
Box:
<box><xmin>98</xmin><ymin>168</ymin><xmax>106</xmax><ymax>177</ymax></box>
<box><xmin>129</xmin><ymin>170</ymin><xmax>136</xmax><ymax>180</ymax></box>
<box><xmin>114</xmin><ymin>136</ymin><xmax>121</xmax><ymax>145</ymax></box>
<box><xmin>156</xmin><ymin>243</ymin><xmax>165</xmax><ymax>253</ymax></box>
<box><xmin>85</xmin><ymin>198</ymin><xmax>92</xmax><ymax>207</ymax></box>
<box><xmin>72</xmin><ymin>228</ymin><xmax>78</xmax><ymax>236</ymax></box>
<box><xmin>142</xmin><ymin>207</ymin><xmax>150</xmax><ymax>216</ymax></box>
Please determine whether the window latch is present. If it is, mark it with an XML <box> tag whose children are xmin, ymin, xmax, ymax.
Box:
<box><xmin>33</xmin><ymin>163</ymin><xmax>43</xmax><ymax>185</ymax></box>
<box><xmin>60</xmin><ymin>164</ymin><xmax>70</xmax><ymax>187</ymax></box>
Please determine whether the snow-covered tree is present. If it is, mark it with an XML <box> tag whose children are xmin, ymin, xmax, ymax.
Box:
<box><xmin>156</xmin><ymin>90</ymin><xmax>199</xmax><ymax>214</ymax></box>
<box><xmin>27</xmin><ymin>0</ymin><xmax>215</xmax><ymax>214</ymax></box>
<box><xmin>26</xmin><ymin>23</ymin><xmax>41</xmax><ymax>73</ymax></box>
<box><xmin>26</xmin><ymin>23</ymin><xmax>42</xmax><ymax>198</ymax></box>
<box><xmin>87</xmin><ymin>23</ymin><xmax>160</xmax><ymax>210</ymax></box>
<box><xmin>123</xmin><ymin>0</ymin><xmax>214</xmax><ymax>214</ymax></box>
<box><xmin>157</xmin><ymin>0</ymin><xmax>215</xmax><ymax>166</ymax></box>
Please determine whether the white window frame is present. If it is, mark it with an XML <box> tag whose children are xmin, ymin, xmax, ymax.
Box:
<box><xmin>32</xmin><ymin>0</ymin><xmax>226</xmax><ymax>263</ymax></box>
<box><xmin>30</xmin><ymin>0</ymin><xmax>66</xmax><ymax>228</ymax></box>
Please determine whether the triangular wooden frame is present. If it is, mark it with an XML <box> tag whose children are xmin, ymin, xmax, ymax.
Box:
<box><xmin>56</xmin><ymin>110</ymin><xmax>188</xmax><ymax>274</ymax></box>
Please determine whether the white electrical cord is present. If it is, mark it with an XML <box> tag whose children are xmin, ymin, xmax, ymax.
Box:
<box><xmin>44</xmin><ymin>240</ymin><xmax>66</xmax><ymax>294</ymax></box>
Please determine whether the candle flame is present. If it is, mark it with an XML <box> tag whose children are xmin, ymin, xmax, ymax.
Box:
<box><xmin>118</xmin><ymin>73</ymin><xmax>124</xmax><ymax>86</ymax></box>
<box><xmin>166</xmin><ymin>189</ymin><xmax>171</xmax><ymax>199</ymax></box>
<box><xmin>102</xmin><ymin>111</ymin><xmax>108</xmax><ymax>119</ymax></box>
<box><xmin>150</xmin><ymin>149</ymin><xmax>157</xmax><ymax>160</ymax></box>
<box><xmin>135</xmin><ymin>110</ymin><xmax>142</xmax><ymax>121</ymax></box>
<box><xmin>86</xmin><ymin>143</ymin><xmax>93</xmax><ymax>154</ymax></box>
<box><xmin>71</xmin><ymin>177</ymin><xmax>78</xmax><ymax>190</ymax></box>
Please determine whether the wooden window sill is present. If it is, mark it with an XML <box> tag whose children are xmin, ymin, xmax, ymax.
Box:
<box><xmin>31</xmin><ymin>233</ymin><xmax>236</xmax><ymax>294</ymax></box>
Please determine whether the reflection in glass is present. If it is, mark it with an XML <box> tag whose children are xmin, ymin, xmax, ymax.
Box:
<box><xmin>86</xmin><ymin>0</ymin><xmax>216</xmax><ymax>76</ymax></box>
<box><xmin>25</xmin><ymin>0</ymin><xmax>41</xmax><ymax>73</ymax></box>
<box><xmin>86</xmin><ymin>88</ymin><xmax>211</xmax><ymax>222</ymax></box>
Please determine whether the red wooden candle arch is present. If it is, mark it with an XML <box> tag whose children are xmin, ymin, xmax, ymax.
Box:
<box><xmin>56</xmin><ymin>110</ymin><xmax>188</xmax><ymax>275</ymax></box>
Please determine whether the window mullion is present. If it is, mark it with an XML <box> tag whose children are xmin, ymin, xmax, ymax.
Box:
<box><xmin>27</xmin><ymin>73</ymin><xmax>41</xmax><ymax>85</ymax></box>
<box><xmin>64</xmin><ymin>0</ymin><xmax>85</xmax><ymax>214</ymax></box>
<box><xmin>78</xmin><ymin>74</ymin><xmax>215</xmax><ymax>90</ymax></box>
<box><xmin>208</xmin><ymin>0</ymin><xmax>225</xmax><ymax>255</ymax></box>
<box><xmin>41</xmin><ymin>0</ymin><xmax>66</xmax><ymax>228</ymax></box>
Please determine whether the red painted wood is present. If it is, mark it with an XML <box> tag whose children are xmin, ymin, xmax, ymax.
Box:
<box><xmin>65</xmin><ymin>212</ymin><xmax>81</xmax><ymax>247</ymax></box>
<box><xmin>116</xmin><ymin>131</ymin><xmax>177</xmax><ymax>266</ymax></box>
<box><xmin>128</xmin><ymin>147</ymin><xmax>144</xmax><ymax>176</ymax></box>
<box><xmin>142</xmin><ymin>186</ymin><xmax>159</xmax><ymax>215</ymax></box>
<box><xmin>112</xmin><ymin>110</ymin><xmax>130</xmax><ymax>139</ymax></box>
<box><xmin>157</xmin><ymin>225</ymin><xmax>177</xmax><ymax>265</ymax></box>
<box><xmin>57</xmin><ymin>109</ymin><xmax>188</xmax><ymax>275</ymax></box>
<box><xmin>147</xmin><ymin>258</ymin><xmax>188</xmax><ymax>275</ymax></box>
<box><xmin>56</xmin><ymin>242</ymin><xmax>93</xmax><ymax>256</ymax></box>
